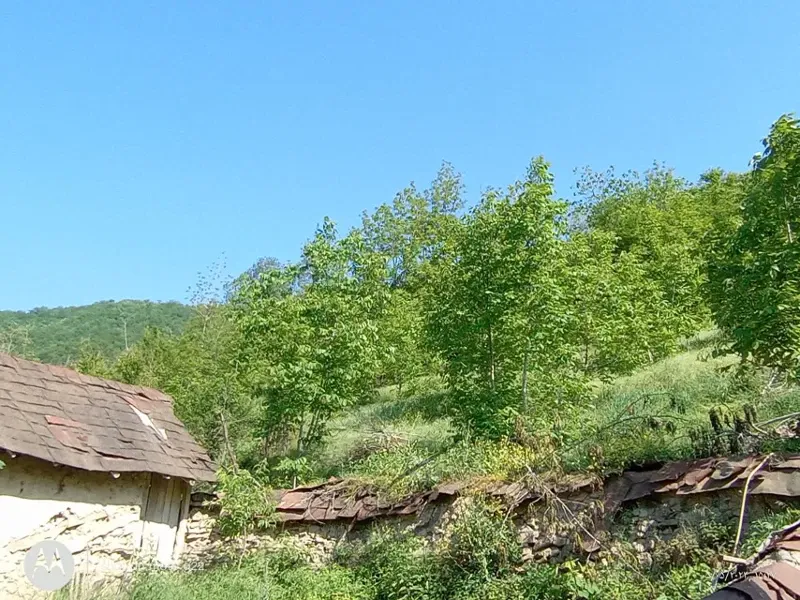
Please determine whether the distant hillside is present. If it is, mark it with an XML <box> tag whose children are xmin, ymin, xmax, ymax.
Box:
<box><xmin>0</xmin><ymin>300</ymin><xmax>194</xmax><ymax>365</ymax></box>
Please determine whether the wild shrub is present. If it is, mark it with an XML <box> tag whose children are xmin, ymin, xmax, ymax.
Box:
<box><xmin>437</xmin><ymin>497</ymin><xmax>522</xmax><ymax>586</ymax></box>
<box><xmin>337</xmin><ymin>527</ymin><xmax>441</xmax><ymax>600</ymax></box>
<box><xmin>215</xmin><ymin>467</ymin><xmax>276</xmax><ymax>538</ymax></box>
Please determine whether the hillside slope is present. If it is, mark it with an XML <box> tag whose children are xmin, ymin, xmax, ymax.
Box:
<box><xmin>0</xmin><ymin>300</ymin><xmax>193</xmax><ymax>365</ymax></box>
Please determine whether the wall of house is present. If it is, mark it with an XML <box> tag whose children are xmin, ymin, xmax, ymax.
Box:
<box><xmin>0</xmin><ymin>454</ymin><xmax>187</xmax><ymax>599</ymax></box>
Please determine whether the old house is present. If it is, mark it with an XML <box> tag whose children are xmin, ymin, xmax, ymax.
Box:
<box><xmin>0</xmin><ymin>352</ymin><xmax>216</xmax><ymax>597</ymax></box>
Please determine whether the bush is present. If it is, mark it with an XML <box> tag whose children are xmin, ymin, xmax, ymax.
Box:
<box><xmin>215</xmin><ymin>467</ymin><xmax>276</xmax><ymax>538</ymax></box>
<box><xmin>438</xmin><ymin>497</ymin><xmax>522</xmax><ymax>585</ymax></box>
<box><xmin>338</xmin><ymin>528</ymin><xmax>441</xmax><ymax>600</ymax></box>
<box><xmin>349</xmin><ymin>437</ymin><xmax>534</xmax><ymax>497</ymax></box>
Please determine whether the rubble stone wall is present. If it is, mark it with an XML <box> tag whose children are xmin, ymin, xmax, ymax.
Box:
<box><xmin>182</xmin><ymin>455</ymin><xmax>800</xmax><ymax>570</ymax></box>
<box><xmin>182</xmin><ymin>487</ymin><xmax>798</xmax><ymax>571</ymax></box>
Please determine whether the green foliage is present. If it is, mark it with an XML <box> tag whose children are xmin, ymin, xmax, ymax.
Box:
<box><xmin>232</xmin><ymin>219</ymin><xmax>390</xmax><ymax>461</ymax></box>
<box><xmin>127</xmin><ymin>552</ymin><xmax>372</xmax><ymax>600</ymax></box>
<box><xmin>215</xmin><ymin>467</ymin><xmax>276</xmax><ymax>538</ymax></box>
<box><xmin>0</xmin><ymin>322</ymin><xmax>36</xmax><ymax>359</ymax></box>
<box><xmin>376</xmin><ymin>289</ymin><xmax>438</xmax><ymax>392</ymax></box>
<box><xmin>438</xmin><ymin>497</ymin><xmax>522</xmax><ymax>585</ymax></box>
<box><xmin>349</xmin><ymin>437</ymin><xmax>534</xmax><ymax>497</ymax></box>
<box><xmin>0</xmin><ymin>300</ymin><xmax>192</xmax><ymax>364</ymax></box>
<box><xmin>564</xmin><ymin>231</ymin><xmax>679</xmax><ymax>377</ymax></box>
<box><xmin>739</xmin><ymin>505</ymin><xmax>800</xmax><ymax>556</ymax></box>
<box><xmin>576</xmin><ymin>164</ymin><xmax>723</xmax><ymax>340</ymax></box>
<box><xmin>74</xmin><ymin>340</ymin><xmax>114</xmax><ymax>378</ymax></box>
<box><xmin>359</xmin><ymin>161</ymin><xmax>464</xmax><ymax>290</ymax></box>
<box><xmin>425</xmin><ymin>157</ymin><xmax>583</xmax><ymax>436</ymax></box>
<box><xmin>359</xmin><ymin>163</ymin><xmax>463</xmax><ymax>389</ymax></box>
<box><xmin>554</xmin><ymin>342</ymin><xmax>779</xmax><ymax>473</ymax></box>
<box><xmin>707</xmin><ymin>114</ymin><xmax>800</xmax><ymax>379</ymax></box>
<box><xmin>338</xmin><ymin>528</ymin><xmax>442</xmax><ymax>600</ymax></box>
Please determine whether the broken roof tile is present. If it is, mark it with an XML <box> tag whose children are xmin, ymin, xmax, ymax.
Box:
<box><xmin>0</xmin><ymin>352</ymin><xmax>216</xmax><ymax>482</ymax></box>
<box><xmin>267</xmin><ymin>453</ymin><xmax>800</xmax><ymax>528</ymax></box>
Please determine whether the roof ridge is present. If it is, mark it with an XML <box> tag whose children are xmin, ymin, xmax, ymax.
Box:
<box><xmin>0</xmin><ymin>352</ymin><xmax>171</xmax><ymax>403</ymax></box>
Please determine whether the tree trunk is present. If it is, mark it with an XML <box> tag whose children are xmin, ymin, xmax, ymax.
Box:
<box><xmin>488</xmin><ymin>322</ymin><xmax>496</xmax><ymax>391</ymax></box>
<box><xmin>219</xmin><ymin>411</ymin><xmax>237</xmax><ymax>471</ymax></box>
<box><xmin>296</xmin><ymin>417</ymin><xmax>305</xmax><ymax>457</ymax></box>
<box><xmin>583</xmin><ymin>339</ymin><xmax>590</xmax><ymax>373</ymax></box>
<box><xmin>521</xmin><ymin>345</ymin><xmax>530</xmax><ymax>414</ymax></box>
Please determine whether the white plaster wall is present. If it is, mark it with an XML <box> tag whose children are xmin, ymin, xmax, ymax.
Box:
<box><xmin>0</xmin><ymin>454</ymin><xmax>150</xmax><ymax>599</ymax></box>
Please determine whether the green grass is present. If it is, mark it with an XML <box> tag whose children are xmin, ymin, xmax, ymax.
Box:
<box><xmin>318</xmin><ymin>377</ymin><xmax>453</xmax><ymax>479</ymax></box>
<box><xmin>561</xmin><ymin>340</ymin><xmax>744</xmax><ymax>471</ymax></box>
<box><xmin>323</xmin><ymin>332</ymin><xmax>800</xmax><ymax>493</ymax></box>
<box><xmin>56</xmin><ymin>501</ymin><xmax>800</xmax><ymax>600</ymax></box>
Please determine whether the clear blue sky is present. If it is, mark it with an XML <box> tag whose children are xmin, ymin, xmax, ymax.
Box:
<box><xmin>1</xmin><ymin>2</ymin><xmax>798</xmax><ymax>311</ymax></box>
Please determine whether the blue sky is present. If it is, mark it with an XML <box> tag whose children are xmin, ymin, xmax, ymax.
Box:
<box><xmin>1</xmin><ymin>1</ymin><xmax>798</xmax><ymax>311</ymax></box>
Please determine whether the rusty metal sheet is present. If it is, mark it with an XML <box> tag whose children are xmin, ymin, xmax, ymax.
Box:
<box><xmin>436</xmin><ymin>482</ymin><xmax>463</xmax><ymax>496</ymax></box>
<box><xmin>277</xmin><ymin>512</ymin><xmax>307</xmax><ymax>522</ymax></box>
<box><xmin>682</xmin><ymin>465</ymin><xmax>714</xmax><ymax>487</ymax></box>
<box><xmin>267</xmin><ymin>451</ymin><xmax>800</xmax><ymax>528</ymax></box>
<box><xmin>339</xmin><ymin>501</ymin><xmax>361</xmax><ymax>520</ymax></box>
<box><xmin>624</xmin><ymin>480</ymin><xmax>661</xmax><ymax>502</ymax></box>
<box><xmin>775</xmin><ymin>458</ymin><xmax>800</xmax><ymax>470</ymax></box>
<box><xmin>324</xmin><ymin>504</ymin><xmax>340</xmax><ymax>521</ymax></box>
<box><xmin>649</xmin><ymin>460</ymin><xmax>694</xmax><ymax>483</ymax></box>
<box><xmin>309</xmin><ymin>496</ymin><xmax>331</xmax><ymax>510</ymax></box>
<box><xmin>709</xmin><ymin>459</ymin><xmax>749</xmax><ymax>481</ymax></box>
<box><xmin>356</xmin><ymin>506</ymin><xmax>375</xmax><ymax>521</ymax></box>
<box><xmin>397</xmin><ymin>502</ymin><xmax>423</xmax><ymax>515</ymax></box>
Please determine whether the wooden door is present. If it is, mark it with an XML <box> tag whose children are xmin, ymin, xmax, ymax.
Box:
<box><xmin>140</xmin><ymin>474</ymin><xmax>188</xmax><ymax>565</ymax></box>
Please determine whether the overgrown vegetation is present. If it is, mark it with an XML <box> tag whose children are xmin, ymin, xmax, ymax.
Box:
<box><xmin>54</xmin><ymin>114</ymin><xmax>798</xmax><ymax>485</ymax></box>
<box><xmin>60</xmin><ymin>502</ymin><xmax>800</xmax><ymax>600</ymax></box>
<box><xmin>26</xmin><ymin>114</ymin><xmax>800</xmax><ymax>598</ymax></box>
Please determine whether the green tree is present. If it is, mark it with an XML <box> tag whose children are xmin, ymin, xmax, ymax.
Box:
<box><xmin>360</xmin><ymin>162</ymin><xmax>464</xmax><ymax>289</ymax></box>
<box><xmin>563</xmin><ymin>231</ymin><xmax>677</xmax><ymax>376</ymax></box>
<box><xmin>0</xmin><ymin>323</ymin><xmax>36</xmax><ymax>360</ymax></box>
<box><xmin>707</xmin><ymin>114</ymin><xmax>800</xmax><ymax>377</ymax></box>
<box><xmin>424</xmin><ymin>158</ymin><xmax>581</xmax><ymax>436</ymax></box>
<box><xmin>233</xmin><ymin>219</ymin><xmax>390</xmax><ymax>460</ymax></box>
<box><xmin>376</xmin><ymin>288</ymin><xmax>437</xmax><ymax>393</ymax></box>
<box><xmin>577</xmin><ymin>164</ymin><xmax>711</xmax><ymax>338</ymax></box>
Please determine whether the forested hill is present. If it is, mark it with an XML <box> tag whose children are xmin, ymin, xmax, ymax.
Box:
<box><xmin>0</xmin><ymin>300</ymin><xmax>193</xmax><ymax>365</ymax></box>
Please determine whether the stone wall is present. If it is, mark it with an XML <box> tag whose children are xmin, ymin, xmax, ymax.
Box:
<box><xmin>182</xmin><ymin>455</ymin><xmax>800</xmax><ymax>571</ymax></box>
<box><xmin>183</xmin><ymin>485</ymin><xmax>798</xmax><ymax>573</ymax></box>
<box><xmin>0</xmin><ymin>454</ymin><xmax>192</xmax><ymax>599</ymax></box>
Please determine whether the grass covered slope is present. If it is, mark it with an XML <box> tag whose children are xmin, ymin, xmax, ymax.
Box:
<box><xmin>0</xmin><ymin>300</ymin><xmax>193</xmax><ymax>364</ymax></box>
<box><xmin>315</xmin><ymin>332</ymin><xmax>800</xmax><ymax>496</ymax></box>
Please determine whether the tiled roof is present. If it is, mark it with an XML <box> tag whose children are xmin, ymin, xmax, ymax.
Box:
<box><xmin>0</xmin><ymin>352</ymin><xmax>216</xmax><ymax>482</ymax></box>
<box><xmin>269</xmin><ymin>454</ymin><xmax>800</xmax><ymax>524</ymax></box>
